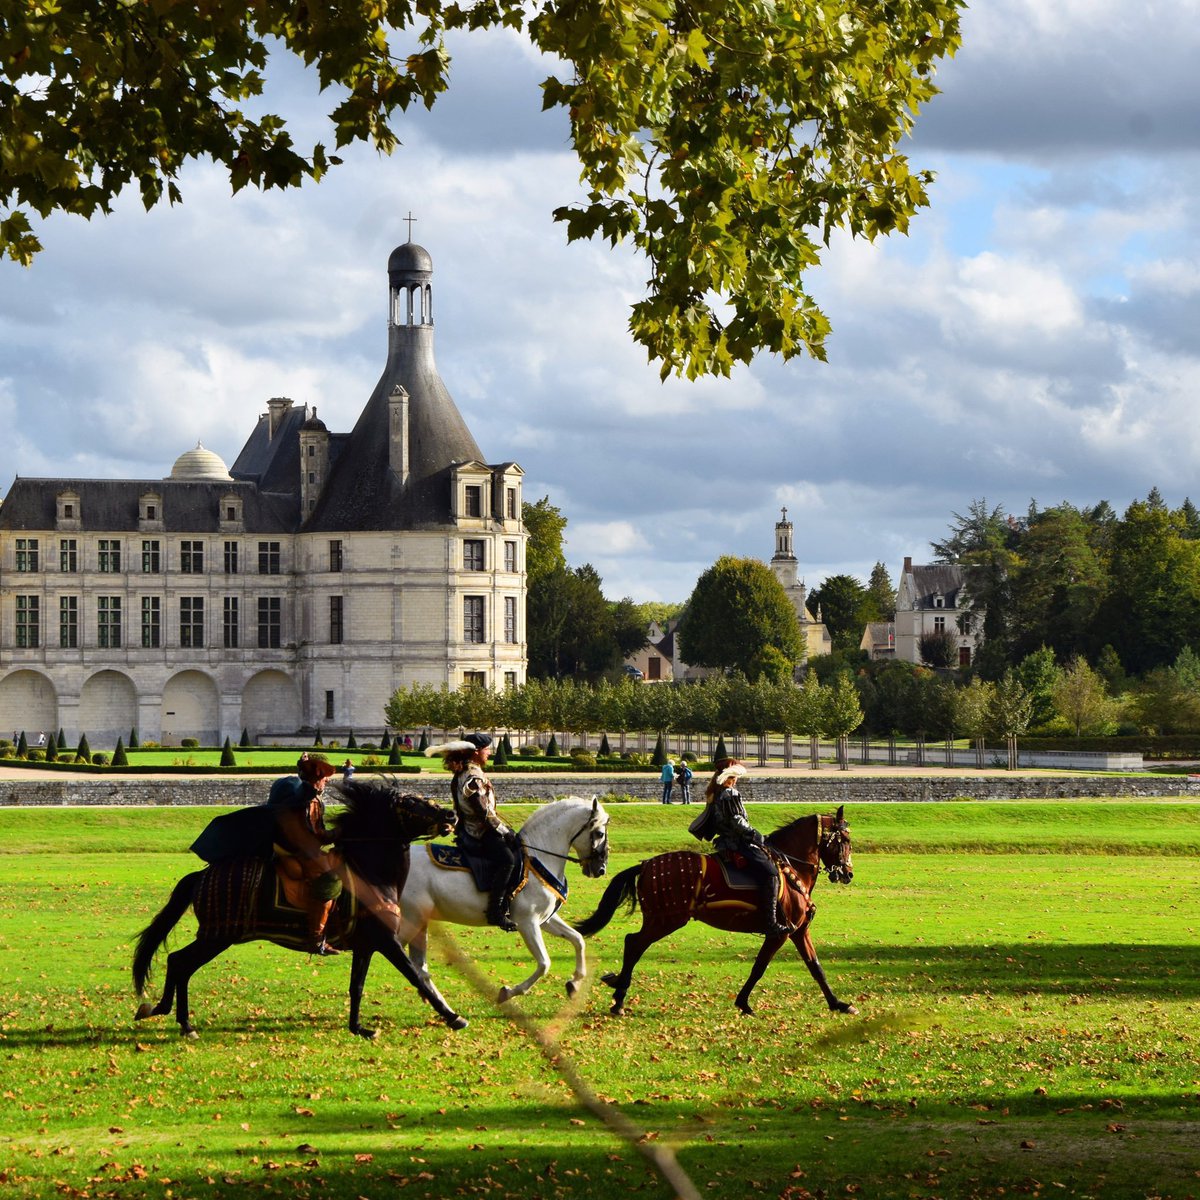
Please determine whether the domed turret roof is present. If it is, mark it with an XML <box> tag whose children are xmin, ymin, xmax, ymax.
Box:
<box><xmin>169</xmin><ymin>442</ymin><xmax>233</xmax><ymax>481</ymax></box>
<box><xmin>388</xmin><ymin>241</ymin><xmax>433</xmax><ymax>284</ymax></box>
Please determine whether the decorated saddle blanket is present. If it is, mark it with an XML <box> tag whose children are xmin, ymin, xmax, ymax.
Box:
<box><xmin>193</xmin><ymin>855</ymin><xmax>359</xmax><ymax>951</ymax></box>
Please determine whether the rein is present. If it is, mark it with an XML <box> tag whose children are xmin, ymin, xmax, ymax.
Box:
<box><xmin>520</xmin><ymin>813</ymin><xmax>604</xmax><ymax>866</ymax></box>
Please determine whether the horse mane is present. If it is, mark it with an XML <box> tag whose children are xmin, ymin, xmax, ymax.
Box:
<box><xmin>765</xmin><ymin>812</ymin><xmax>819</xmax><ymax>844</ymax></box>
<box><xmin>332</xmin><ymin>777</ymin><xmax>408</xmax><ymax>887</ymax></box>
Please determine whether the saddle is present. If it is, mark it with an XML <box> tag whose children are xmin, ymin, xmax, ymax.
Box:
<box><xmin>425</xmin><ymin>842</ymin><xmax>535</xmax><ymax>902</ymax></box>
<box><xmin>710</xmin><ymin>847</ymin><xmax>810</xmax><ymax>897</ymax></box>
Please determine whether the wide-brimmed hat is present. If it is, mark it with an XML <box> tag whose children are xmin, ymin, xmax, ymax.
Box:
<box><xmin>298</xmin><ymin>754</ymin><xmax>336</xmax><ymax>783</ymax></box>
<box><xmin>425</xmin><ymin>733</ymin><xmax>492</xmax><ymax>758</ymax></box>
<box><xmin>714</xmin><ymin>761</ymin><xmax>747</xmax><ymax>787</ymax></box>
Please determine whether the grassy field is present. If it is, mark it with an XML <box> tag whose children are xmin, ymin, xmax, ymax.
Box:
<box><xmin>1</xmin><ymin>800</ymin><xmax>1198</xmax><ymax>1200</ymax></box>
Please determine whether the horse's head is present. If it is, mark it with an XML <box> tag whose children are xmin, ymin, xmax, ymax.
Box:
<box><xmin>819</xmin><ymin>804</ymin><xmax>853</xmax><ymax>885</ymax></box>
<box><xmin>392</xmin><ymin>790</ymin><xmax>457</xmax><ymax>841</ymax></box>
<box><xmin>571</xmin><ymin>796</ymin><xmax>610</xmax><ymax>878</ymax></box>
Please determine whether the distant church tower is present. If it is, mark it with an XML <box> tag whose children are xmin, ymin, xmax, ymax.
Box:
<box><xmin>769</xmin><ymin>507</ymin><xmax>831</xmax><ymax>661</ymax></box>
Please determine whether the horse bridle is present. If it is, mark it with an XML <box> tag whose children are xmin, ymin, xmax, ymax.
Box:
<box><xmin>522</xmin><ymin>812</ymin><xmax>608</xmax><ymax>868</ymax></box>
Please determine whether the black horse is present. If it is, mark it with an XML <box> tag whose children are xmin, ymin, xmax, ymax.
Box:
<box><xmin>133</xmin><ymin>779</ymin><xmax>468</xmax><ymax>1038</ymax></box>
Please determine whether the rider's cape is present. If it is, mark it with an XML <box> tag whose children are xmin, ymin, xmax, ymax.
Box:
<box><xmin>190</xmin><ymin>805</ymin><xmax>277</xmax><ymax>864</ymax></box>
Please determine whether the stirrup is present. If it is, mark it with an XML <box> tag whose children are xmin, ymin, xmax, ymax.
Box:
<box><xmin>310</xmin><ymin>937</ymin><xmax>341</xmax><ymax>956</ymax></box>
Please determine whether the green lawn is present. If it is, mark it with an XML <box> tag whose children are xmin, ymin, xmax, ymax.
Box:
<box><xmin>1</xmin><ymin>801</ymin><xmax>1198</xmax><ymax>1199</ymax></box>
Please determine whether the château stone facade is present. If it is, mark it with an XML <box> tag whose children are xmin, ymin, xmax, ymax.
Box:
<box><xmin>0</xmin><ymin>243</ymin><xmax>527</xmax><ymax>745</ymax></box>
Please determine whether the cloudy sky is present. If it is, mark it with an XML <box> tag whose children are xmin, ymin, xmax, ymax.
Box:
<box><xmin>3</xmin><ymin>0</ymin><xmax>1199</xmax><ymax>605</ymax></box>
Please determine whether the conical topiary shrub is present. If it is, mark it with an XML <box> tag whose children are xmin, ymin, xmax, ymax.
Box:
<box><xmin>75</xmin><ymin>734</ymin><xmax>91</xmax><ymax>764</ymax></box>
<box><xmin>16</xmin><ymin>731</ymin><xmax>28</xmax><ymax>758</ymax></box>
<box><xmin>112</xmin><ymin>737</ymin><xmax>129</xmax><ymax>767</ymax></box>
<box><xmin>388</xmin><ymin>740</ymin><xmax>403</xmax><ymax>766</ymax></box>
<box><xmin>418</xmin><ymin>729</ymin><xmax>429</xmax><ymax>752</ymax></box>
<box><xmin>57</xmin><ymin>729</ymin><xmax>67</xmax><ymax>750</ymax></box>
<box><xmin>715</xmin><ymin>734</ymin><xmax>728</xmax><ymax>762</ymax></box>
<box><xmin>651</xmin><ymin>733</ymin><xmax>666</xmax><ymax>766</ymax></box>
<box><xmin>314</xmin><ymin>726</ymin><xmax>323</xmax><ymax>746</ymax></box>
<box><xmin>129</xmin><ymin>727</ymin><xmax>139</xmax><ymax>749</ymax></box>
<box><xmin>546</xmin><ymin>734</ymin><xmax>559</xmax><ymax>757</ymax></box>
<box><xmin>599</xmin><ymin>732</ymin><xmax>612</xmax><ymax>757</ymax></box>
<box><xmin>44</xmin><ymin>736</ymin><xmax>57</xmax><ymax>763</ymax></box>
<box><xmin>220</xmin><ymin>737</ymin><xmax>236</xmax><ymax>767</ymax></box>
<box><xmin>380</xmin><ymin>731</ymin><xmax>392</xmax><ymax>751</ymax></box>
<box><xmin>502</xmin><ymin>732</ymin><xmax>514</xmax><ymax>757</ymax></box>
<box><xmin>347</xmin><ymin>729</ymin><xmax>358</xmax><ymax>749</ymax></box>
<box><xmin>239</xmin><ymin>727</ymin><xmax>251</xmax><ymax>747</ymax></box>
<box><xmin>493</xmin><ymin>738</ymin><xmax>508</xmax><ymax>767</ymax></box>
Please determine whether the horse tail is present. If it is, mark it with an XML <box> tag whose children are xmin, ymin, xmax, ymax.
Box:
<box><xmin>132</xmin><ymin>871</ymin><xmax>202</xmax><ymax>995</ymax></box>
<box><xmin>574</xmin><ymin>863</ymin><xmax>643</xmax><ymax>937</ymax></box>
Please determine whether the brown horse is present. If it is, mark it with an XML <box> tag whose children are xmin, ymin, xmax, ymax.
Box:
<box><xmin>575</xmin><ymin>806</ymin><xmax>856</xmax><ymax>1017</ymax></box>
<box><xmin>133</xmin><ymin>780</ymin><xmax>468</xmax><ymax>1039</ymax></box>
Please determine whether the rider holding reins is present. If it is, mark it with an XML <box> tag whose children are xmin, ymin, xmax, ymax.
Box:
<box><xmin>426</xmin><ymin>733</ymin><xmax>522</xmax><ymax>932</ymax></box>
<box><xmin>692</xmin><ymin>758</ymin><xmax>794</xmax><ymax>937</ymax></box>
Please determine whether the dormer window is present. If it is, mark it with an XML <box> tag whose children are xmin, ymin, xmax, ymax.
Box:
<box><xmin>56</xmin><ymin>491</ymin><xmax>81</xmax><ymax>528</ymax></box>
<box><xmin>220</xmin><ymin>494</ymin><xmax>243</xmax><ymax>529</ymax></box>
<box><xmin>934</xmin><ymin>594</ymin><xmax>945</xmax><ymax>608</ymax></box>
<box><xmin>139</xmin><ymin>493</ymin><xmax>163</xmax><ymax>528</ymax></box>
<box><xmin>465</xmin><ymin>485</ymin><xmax>482</xmax><ymax>518</ymax></box>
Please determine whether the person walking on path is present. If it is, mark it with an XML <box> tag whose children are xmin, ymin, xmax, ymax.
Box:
<box><xmin>674</xmin><ymin>758</ymin><xmax>693</xmax><ymax>803</ymax></box>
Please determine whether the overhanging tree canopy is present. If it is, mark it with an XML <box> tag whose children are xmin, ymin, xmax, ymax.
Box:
<box><xmin>1</xmin><ymin>0</ymin><xmax>962</xmax><ymax>377</ymax></box>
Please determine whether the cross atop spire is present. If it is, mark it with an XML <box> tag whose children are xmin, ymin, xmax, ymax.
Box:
<box><xmin>403</xmin><ymin>211</ymin><xmax>417</xmax><ymax>242</ymax></box>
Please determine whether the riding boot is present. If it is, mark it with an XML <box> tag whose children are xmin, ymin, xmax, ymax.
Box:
<box><xmin>308</xmin><ymin>898</ymin><xmax>341</xmax><ymax>955</ymax></box>
<box><xmin>759</xmin><ymin>883</ymin><xmax>793</xmax><ymax>937</ymax></box>
<box><xmin>487</xmin><ymin>888</ymin><xmax>518</xmax><ymax>932</ymax></box>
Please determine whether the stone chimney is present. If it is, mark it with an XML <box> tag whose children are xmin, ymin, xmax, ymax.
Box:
<box><xmin>267</xmin><ymin>397</ymin><xmax>293</xmax><ymax>440</ymax></box>
<box><xmin>388</xmin><ymin>384</ymin><xmax>410</xmax><ymax>485</ymax></box>
<box><xmin>903</xmin><ymin>555</ymin><xmax>913</xmax><ymax>574</ymax></box>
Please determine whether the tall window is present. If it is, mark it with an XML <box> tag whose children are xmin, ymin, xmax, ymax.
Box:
<box><xmin>98</xmin><ymin>539</ymin><xmax>121</xmax><ymax>572</ymax></box>
<box><xmin>329</xmin><ymin>539</ymin><xmax>343</xmax><ymax>571</ymax></box>
<box><xmin>504</xmin><ymin>671</ymin><xmax>517</xmax><ymax>690</ymax></box>
<box><xmin>97</xmin><ymin>596</ymin><xmax>122</xmax><ymax>648</ymax></box>
<box><xmin>330</xmin><ymin>595</ymin><xmax>344</xmax><ymax>644</ymax></box>
<box><xmin>141</xmin><ymin>539</ymin><xmax>160</xmax><ymax>573</ymax></box>
<box><xmin>224</xmin><ymin>540</ymin><xmax>239</xmax><ymax>574</ymax></box>
<box><xmin>141</xmin><ymin>596</ymin><xmax>161</xmax><ymax>648</ymax></box>
<box><xmin>464</xmin><ymin>485</ymin><xmax>482</xmax><ymax>518</ymax></box>
<box><xmin>15</xmin><ymin>596</ymin><xmax>39</xmax><ymax>648</ymax></box>
<box><xmin>180</xmin><ymin>540</ymin><xmax>203</xmax><ymax>573</ymax></box>
<box><xmin>934</xmin><ymin>615</ymin><xmax>946</xmax><ymax>634</ymax></box>
<box><xmin>463</xmin><ymin>671</ymin><xmax>486</xmax><ymax>688</ymax></box>
<box><xmin>463</xmin><ymin>596</ymin><xmax>485</xmax><ymax>643</ymax></box>
<box><xmin>59</xmin><ymin>596</ymin><xmax>78</xmax><ymax>648</ymax></box>
<box><xmin>504</xmin><ymin>595</ymin><xmax>517</xmax><ymax>644</ymax></box>
<box><xmin>258</xmin><ymin>541</ymin><xmax>281</xmax><ymax>574</ymax></box>
<box><xmin>257</xmin><ymin>597</ymin><xmax>281</xmax><ymax>648</ymax></box>
<box><xmin>180</xmin><ymin>596</ymin><xmax>204</xmax><ymax>647</ymax></box>
<box><xmin>223</xmin><ymin>597</ymin><xmax>239</xmax><ymax>648</ymax></box>
<box><xmin>59</xmin><ymin>538</ymin><xmax>78</xmax><ymax>572</ymax></box>
<box><xmin>15</xmin><ymin>538</ymin><xmax>39</xmax><ymax>572</ymax></box>
<box><xmin>325</xmin><ymin>690</ymin><xmax>335</xmax><ymax>720</ymax></box>
<box><xmin>463</xmin><ymin>539</ymin><xmax>485</xmax><ymax>571</ymax></box>
<box><xmin>504</xmin><ymin>540</ymin><xmax>517</xmax><ymax>573</ymax></box>
<box><xmin>506</xmin><ymin>487</ymin><xmax>517</xmax><ymax>520</ymax></box>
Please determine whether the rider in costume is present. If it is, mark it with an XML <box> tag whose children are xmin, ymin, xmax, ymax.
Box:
<box><xmin>695</xmin><ymin>759</ymin><xmax>793</xmax><ymax>937</ymax></box>
<box><xmin>268</xmin><ymin>754</ymin><xmax>343</xmax><ymax>955</ymax></box>
<box><xmin>427</xmin><ymin>733</ymin><xmax>522</xmax><ymax>931</ymax></box>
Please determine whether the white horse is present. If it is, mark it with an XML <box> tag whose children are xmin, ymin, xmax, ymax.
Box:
<box><xmin>397</xmin><ymin>796</ymin><xmax>610</xmax><ymax>1007</ymax></box>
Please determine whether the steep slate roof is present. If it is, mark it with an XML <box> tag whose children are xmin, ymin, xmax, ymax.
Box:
<box><xmin>305</xmin><ymin>244</ymin><xmax>486</xmax><ymax>532</ymax></box>
<box><xmin>905</xmin><ymin>563</ymin><xmax>967</xmax><ymax>609</ymax></box>
<box><xmin>0</xmin><ymin>478</ymin><xmax>294</xmax><ymax>533</ymax></box>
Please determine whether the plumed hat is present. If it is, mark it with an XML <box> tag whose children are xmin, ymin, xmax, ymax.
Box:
<box><xmin>424</xmin><ymin>733</ymin><xmax>491</xmax><ymax>758</ymax></box>
<box><xmin>715</xmin><ymin>761</ymin><xmax>747</xmax><ymax>787</ymax></box>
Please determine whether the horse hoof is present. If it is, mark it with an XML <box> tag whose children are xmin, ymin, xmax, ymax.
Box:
<box><xmin>181</xmin><ymin>1028</ymin><xmax>199</xmax><ymax>1040</ymax></box>
<box><xmin>609</xmin><ymin>1004</ymin><xmax>625</xmax><ymax>1017</ymax></box>
<box><xmin>736</xmin><ymin>1003</ymin><xmax>754</xmax><ymax>1017</ymax></box>
<box><xmin>446</xmin><ymin>1014</ymin><xmax>469</xmax><ymax>1031</ymax></box>
<box><xmin>497</xmin><ymin>987</ymin><xmax>513</xmax><ymax>1004</ymax></box>
<box><xmin>600</xmin><ymin>972</ymin><xmax>620</xmax><ymax>989</ymax></box>
<box><xmin>134</xmin><ymin>1003</ymin><xmax>155</xmax><ymax>1021</ymax></box>
<box><xmin>565</xmin><ymin>980</ymin><xmax>578</xmax><ymax>999</ymax></box>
